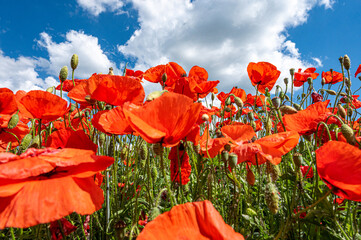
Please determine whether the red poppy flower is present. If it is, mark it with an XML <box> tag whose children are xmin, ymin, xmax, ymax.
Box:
<box><xmin>56</xmin><ymin>79</ymin><xmax>87</xmax><ymax>92</ymax></box>
<box><xmin>0</xmin><ymin>88</ymin><xmax>18</xmax><ymax>115</ymax></box>
<box><xmin>199</xmin><ymin>126</ymin><xmax>233</xmax><ymax>158</ymax></box>
<box><xmin>50</xmin><ymin>217</ymin><xmax>77</xmax><ymax>240</ymax></box>
<box><xmin>245</xmin><ymin>94</ymin><xmax>266</xmax><ymax>107</ymax></box>
<box><xmin>143</xmin><ymin>62</ymin><xmax>186</xmax><ymax>87</ymax></box>
<box><xmin>293</xmin><ymin>68</ymin><xmax>319</xmax><ymax>87</ymax></box>
<box><xmin>137</xmin><ymin>200</ymin><xmax>244</xmax><ymax>240</ymax></box>
<box><xmin>123</xmin><ymin>92</ymin><xmax>201</xmax><ymax>147</ymax></box>
<box><xmin>20</xmin><ymin>90</ymin><xmax>69</xmax><ymax>122</ymax></box>
<box><xmin>168</xmin><ymin>144</ymin><xmax>191</xmax><ymax>185</ymax></box>
<box><xmin>355</xmin><ymin>64</ymin><xmax>361</xmax><ymax>77</ymax></box>
<box><xmin>233</xmin><ymin>129</ymin><xmax>299</xmax><ymax>165</ymax></box>
<box><xmin>341</xmin><ymin>95</ymin><xmax>361</xmax><ymax>109</ymax></box>
<box><xmin>316</xmin><ymin>141</ymin><xmax>361</xmax><ymax>201</ymax></box>
<box><xmin>300</xmin><ymin>166</ymin><xmax>314</xmax><ymax>178</ymax></box>
<box><xmin>0</xmin><ymin>148</ymin><xmax>114</xmax><ymax>228</ymax></box>
<box><xmin>92</xmin><ymin>107</ymin><xmax>133</xmax><ymax>135</ymax></box>
<box><xmin>322</xmin><ymin>70</ymin><xmax>343</xmax><ymax>84</ymax></box>
<box><xmin>283</xmin><ymin>100</ymin><xmax>332</xmax><ymax>135</ymax></box>
<box><xmin>311</xmin><ymin>91</ymin><xmax>323</xmax><ymax>103</ymax></box>
<box><xmin>247</xmin><ymin>62</ymin><xmax>281</xmax><ymax>93</ymax></box>
<box><xmin>46</xmin><ymin>128</ymin><xmax>97</xmax><ymax>152</ymax></box>
<box><xmin>125</xmin><ymin>69</ymin><xmax>144</xmax><ymax>80</ymax></box>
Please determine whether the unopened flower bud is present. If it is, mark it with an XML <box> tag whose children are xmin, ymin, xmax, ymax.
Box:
<box><xmin>337</xmin><ymin>104</ymin><xmax>347</xmax><ymax>119</ymax></box>
<box><xmin>265</xmin><ymin>182</ymin><xmax>280</xmax><ymax>214</ymax></box>
<box><xmin>20</xmin><ymin>133</ymin><xmax>32</xmax><ymax>151</ymax></box>
<box><xmin>46</xmin><ymin>86</ymin><xmax>54</xmax><ymax>93</ymax></box>
<box><xmin>250</xmin><ymin>120</ymin><xmax>257</xmax><ymax>131</ymax></box>
<box><xmin>247</xmin><ymin>112</ymin><xmax>254</xmax><ymax>121</ymax></box>
<box><xmin>293</xmin><ymin>103</ymin><xmax>302</xmax><ymax>111</ymax></box>
<box><xmin>307</xmin><ymin>77</ymin><xmax>313</xmax><ymax>85</ymax></box>
<box><xmin>326</xmin><ymin>89</ymin><xmax>336</xmax><ymax>95</ymax></box>
<box><xmin>321</xmin><ymin>78</ymin><xmax>326</xmax><ymax>86</ymax></box>
<box><xmin>339</xmin><ymin>56</ymin><xmax>344</xmax><ymax>64</ymax></box>
<box><xmin>162</xmin><ymin>73</ymin><xmax>167</xmax><ymax>83</ymax></box>
<box><xmin>224</xmin><ymin>106</ymin><xmax>231</xmax><ymax>112</ymax></box>
<box><xmin>345</xmin><ymin>77</ymin><xmax>351</xmax><ymax>88</ymax></box>
<box><xmin>293</xmin><ymin>152</ymin><xmax>303</xmax><ymax>168</ymax></box>
<box><xmin>341</xmin><ymin>124</ymin><xmax>356</xmax><ymax>145</ymax></box>
<box><xmin>99</xmin><ymin>132</ymin><xmax>106</xmax><ymax>146</ymax></box>
<box><xmin>71</xmin><ymin>54</ymin><xmax>79</xmax><ymax>70</ymax></box>
<box><xmin>225</xmin><ymin>96</ymin><xmax>231</xmax><ymax>106</ymax></box>
<box><xmin>153</xmin><ymin>143</ymin><xmax>164</xmax><ymax>156</ymax></box>
<box><xmin>151</xmin><ymin>165</ymin><xmax>158</xmax><ymax>180</ymax></box>
<box><xmin>280</xmin><ymin>105</ymin><xmax>298</xmax><ymax>115</ymax></box>
<box><xmin>211</xmin><ymin>92</ymin><xmax>215</xmax><ymax>101</ymax></box>
<box><xmin>221</xmin><ymin>150</ymin><xmax>229</xmax><ymax>162</ymax></box>
<box><xmin>266</xmin><ymin>162</ymin><xmax>280</xmax><ymax>182</ymax></box>
<box><xmin>150</xmin><ymin>207</ymin><xmax>161</xmax><ymax>221</ymax></box>
<box><xmin>108</xmin><ymin>67</ymin><xmax>114</xmax><ymax>75</ymax></box>
<box><xmin>271</xmin><ymin>97</ymin><xmax>281</xmax><ymax>109</ymax></box>
<box><xmin>7</xmin><ymin>112</ymin><xmax>19</xmax><ymax>129</ymax></box>
<box><xmin>70</xmin><ymin>103</ymin><xmax>76</xmax><ymax>112</ymax></box>
<box><xmin>246</xmin><ymin>168</ymin><xmax>255</xmax><ymax>186</ymax></box>
<box><xmin>228</xmin><ymin>153</ymin><xmax>238</xmax><ymax>169</ymax></box>
<box><xmin>343</xmin><ymin>54</ymin><xmax>351</xmax><ymax>70</ymax></box>
<box><xmin>139</xmin><ymin>142</ymin><xmax>148</xmax><ymax>161</ymax></box>
<box><xmin>234</xmin><ymin>97</ymin><xmax>244</xmax><ymax>108</ymax></box>
<box><xmin>59</xmin><ymin>66</ymin><xmax>68</xmax><ymax>83</ymax></box>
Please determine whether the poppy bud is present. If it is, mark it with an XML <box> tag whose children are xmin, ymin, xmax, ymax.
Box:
<box><xmin>228</xmin><ymin>153</ymin><xmax>238</xmax><ymax>169</ymax></box>
<box><xmin>69</xmin><ymin>103</ymin><xmax>76</xmax><ymax>112</ymax></box>
<box><xmin>246</xmin><ymin>208</ymin><xmax>257</xmax><ymax>216</ymax></box>
<box><xmin>265</xmin><ymin>118</ymin><xmax>272</xmax><ymax>134</ymax></box>
<box><xmin>7</xmin><ymin>111</ymin><xmax>19</xmax><ymax>129</ymax></box>
<box><xmin>247</xmin><ymin>112</ymin><xmax>254</xmax><ymax>121</ymax></box>
<box><xmin>30</xmin><ymin>135</ymin><xmax>40</xmax><ymax>148</ymax></box>
<box><xmin>307</xmin><ymin>77</ymin><xmax>313</xmax><ymax>85</ymax></box>
<box><xmin>337</xmin><ymin>104</ymin><xmax>347</xmax><ymax>119</ymax></box>
<box><xmin>99</xmin><ymin>132</ymin><xmax>106</xmax><ymax>146</ymax></box>
<box><xmin>20</xmin><ymin>133</ymin><xmax>32</xmax><ymax>151</ymax></box>
<box><xmin>280</xmin><ymin>105</ymin><xmax>298</xmax><ymax>115</ymax></box>
<box><xmin>46</xmin><ymin>86</ymin><xmax>54</xmax><ymax>93</ymax></box>
<box><xmin>201</xmin><ymin>114</ymin><xmax>209</xmax><ymax>122</ymax></box>
<box><xmin>266</xmin><ymin>162</ymin><xmax>280</xmax><ymax>182</ymax></box>
<box><xmin>293</xmin><ymin>103</ymin><xmax>302</xmax><ymax>111</ymax></box>
<box><xmin>59</xmin><ymin>66</ymin><xmax>68</xmax><ymax>83</ymax></box>
<box><xmin>246</xmin><ymin>168</ymin><xmax>255</xmax><ymax>186</ymax></box>
<box><xmin>162</xmin><ymin>73</ymin><xmax>167</xmax><ymax>83</ymax></box>
<box><xmin>341</xmin><ymin>124</ymin><xmax>356</xmax><ymax>145</ymax></box>
<box><xmin>151</xmin><ymin>165</ymin><xmax>158</xmax><ymax>180</ymax></box>
<box><xmin>193</xmin><ymin>143</ymin><xmax>200</xmax><ymax>153</ymax></box>
<box><xmin>265</xmin><ymin>182</ymin><xmax>280</xmax><ymax>214</ymax></box>
<box><xmin>149</xmin><ymin>207</ymin><xmax>161</xmax><ymax>221</ymax></box>
<box><xmin>347</xmin><ymin>107</ymin><xmax>353</xmax><ymax>118</ymax></box>
<box><xmin>271</xmin><ymin>97</ymin><xmax>281</xmax><ymax>109</ymax></box>
<box><xmin>108</xmin><ymin>140</ymin><xmax>114</xmax><ymax>157</ymax></box>
<box><xmin>293</xmin><ymin>152</ymin><xmax>303</xmax><ymax>168</ymax></box>
<box><xmin>234</xmin><ymin>97</ymin><xmax>244</xmax><ymax>108</ymax></box>
<box><xmin>120</xmin><ymin>145</ymin><xmax>128</xmax><ymax>159</ymax></box>
<box><xmin>339</xmin><ymin>56</ymin><xmax>344</xmax><ymax>65</ymax></box>
<box><xmin>108</xmin><ymin>67</ymin><xmax>114</xmax><ymax>75</ymax></box>
<box><xmin>343</xmin><ymin>55</ymin><xmax>351</xmax><ymax>70</ymax></box>
<box><xmin>224</xmin><ymin>106</ymin><xmax>231</xmax><ymax>112</ymax></box>
<box><xmin>235</xmin><ymin>109</ymin><xmax>242</xmax><ymax>120</ymax></box>
<box><xmin>345</xmin><ymin>77</ymin><xmax>351</xmax><ymax>88</ymax></box>
<box><xmin>289</xmin><ymin>68</ymin><xmax>295</xmax><ymax>76</ymax></box>
<box><xmin>321</xmin><ymin>78</ymin><xmax>326</xmax><ymax>86</ymax></box>
<box><xmin>284</xmin><ymin>78</ymin><xmax>289</xmax><ymax>85</ymax></box>
<box><xmin>250</xmin><ymin>120</ymin><xmax>257</xmax><ymax>131</ymax></box>
<box><xmin>221</xmin><ymin>150</ymin><xmax>229</xmax><ymax>162</ymax></box>
<box><xmin>326</xmin><ymin>89</ymin><xmax>336</xmax><ymax>95</ymax></box>
<box><xmin>139</xmin><ymin>142</ymin><xmax>148</xmax><ymax>161</ymax></box>
<box><xmin>225</xmin><ymin>96</ymin><xmax>231</xmax><ymax>106</ymax></box>
<box><xmin>153</xmin><ymin>143</ymin><xmax>164</xmax><ymax>156</ymax></box>
<box><xmin>279</xmin><ymin>91</ymin><xmax>285</xmax><ymax>99</ymax></box>
<box><xmin>71</xmin><ymin>54</ymin><xmax>79</xmax><ymax>70</ymax></box>
<box><xmin>146</xmin><ymin>90</ymin><xmax>168</xmax><ymax>102</ymax></box>
<box><xmin>211</xmin><ymin>92</ymin><xmax>215</xmax><ymax>101</ymax></box>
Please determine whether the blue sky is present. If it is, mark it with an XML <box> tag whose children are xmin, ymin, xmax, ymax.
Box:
<box><xmin>0</xmin><ymin>0</ymin><xmax>360</xmax><ymax>95</ymax></box>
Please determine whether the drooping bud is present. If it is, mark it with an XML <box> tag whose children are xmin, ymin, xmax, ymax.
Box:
<box><xmin>46</xmin><ymin>86</ymin><xmax>54</xmax><ymax>93</ymax></box>
<box><xmin>234</xmin><ymin>97</ymin><xmax>244</xmax><ymax>108</ymax></box>
<box><xmin>341</xmin><ymin>124</ymin><xmax>356</xmax><ymax>145</ymax></box>
<box><xmin>146</xmin><ymin>90</ymin><xmax>168</xmax><ymax>102</ymax></box>
<box><xmin>345</xmin><ymin>77</ymin><xmax>351</xmax><ymax>88</ymax></box>
<box><xmin>247</xmin><ymin>111</ymin><xmax>254</xmax><ymax>121</ymax></box>
<box><xmin>326</xmin><ymin>89</ymin><xmax>336</xmax><ymax>95</ymax></box>
<box><xmin>225</xmin><ymin>96</ymin><xmax>231</xmax><ymax>106</ymax></box>
<box><xmin>265</xmin><ymin>182</ymin><xmax>280</xmax><ymax>214</ymax></box>
<box><xmin>162</xmin><ymin>73</ymin><xmax>167</xmax><ymax>83</ymax></box>
<box><xmin>71</xmin><ymin>54</ymin><xmax>79</xmax><ymax>70</ymax></box>
<box><xmin>343</xmin><ymin>54</ymin><xmax>351</xmax><ymax>70</ymax></box>
<box><xmin>271</xmin><ymin>97</ymin><xmax>281</xmax><ymax>109</ymax></box>
<box><xmin>20</xmin><ymin>133</ymin><xmax>32</xmax><ymax>151</ymax></box>
<box><xmin>250</xmin><ymin>120</ymin><xmax>257</xmax><ymax>131</ymax></box>
<box><xmin>221</xmin><ymin>150</ymin><xmax>229</xmax><ymax>162</ymax></box>
<box><xmin>224</xmin><ymin>106</ymin><xmax>232</xmax><ymax>112</ymax></box>
<box><xmin>293</xmin><ymin>152</ymin><xmax>303</xmax><ymax>168</ymax></box>
<box><xmin>30</xmin><ymin>135</ymin><xmax>40</xmax><ymax>148</ymax></box>
<box><xmin>321</xmin><ymin>78</ymin><xmax>326</xmax><ymax>86</ymax></box>
<box><xmin>59</xmin><ymin>66</ymin><xmax>68</xmax><ymax>83</ymax></box>
<box><xmin>293</xmin><ymin>103</ymin><xmax>302</xmax><ymax>111</ymax></box>
<box><xmin>280</xmin><ymin>105</ymin><xmax>298</xmax><ymax>115</ymax></box>
<box><xmin>337</xmin><ymin>104</ymin><xmax>347</xmax><ymax>119</ymax></box>
<box><xmin>307</xmin><ymin>77</ymin><xmax>313</xmax><ymax>85</ymax></box>
<box><xmin>108</xmin><ymin>67</ymin><xmax>114</xmax><ymax>75</ymax></box>
<box><xmin>7</xmin><ymin>111</ymin><xmax>19</xmax><ymax>129</ymax></box>
<box><xmin>228</xmin><ymin>153</ymin><xmax>238</xmax><ymax>169</ymax></box>
<box><xmin>153</xmin><ymin>143</ymin><xmax>164</xmax><ymax>156</ymax></box>
<box><xmin>246</xmin><ymin>167</ymin><xmax>255</xmax><ymax>186</ymax></box>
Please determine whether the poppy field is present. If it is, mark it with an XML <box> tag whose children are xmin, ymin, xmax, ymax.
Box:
<box><xmin>1</xmin><ymin>54</ymin><xmax>361</xmax><ymax>239</ymax></box>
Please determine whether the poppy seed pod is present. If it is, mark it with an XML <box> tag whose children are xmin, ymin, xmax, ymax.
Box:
<box><xmin>293</xmin><ymin>152</ymin><xmax>303</xmax><ymax>168</ymax></box>
<box><xmin>343</xmin><ymin>55</ymin><xmax>351</xmax><ymax>70</ymax></box>
<box><xmin>284</xmin><ymin>78</ymin><xmax>289</xmax><ymax>85</ymax></box>
<box><xmin>341</xmin><ymin>124</ymin><xmax>356</xmax><ymax>145</ymax></box>
<box><xmin>289</xmin><ymin>68</ymin><xmax>295</xmax><ymax>76</ymax></box>
<box><xmin>59</xmin><ymin>66</ymin><xmax>68</xmax><ymax>83</ymax></box>
<box><xmin>108</xmin><ymin>67</ymin><xmax>114</xmax><ymax>75</ymax></box>
<box><xmin>271</xmin><ymin>97</ymin><xmax>281</xmax><ymax>109</ymax></box>
<box><xmin>71</xmin><ymin>54</ymin><xmax>78</xmax><ymax>70</ymax></box>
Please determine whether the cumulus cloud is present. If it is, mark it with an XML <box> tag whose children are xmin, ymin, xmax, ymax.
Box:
<box><xmin>0</xmin><ymin>50</ymin><xmax>55</xmax><ymax>91</ymax></box>
<box><xmin>37</xmin><ymin>30</ymin><xmax>119</xmax><ymax>79</ymax></box>
<box><xmin>118</xmin><ymin>0</ymin><xmax>334</xmax><ymax>93</ymax></box>
<box><xmin>76</xmin><ymin>0</ymin><xmax>125</xmax><ymax>16</ymax></box>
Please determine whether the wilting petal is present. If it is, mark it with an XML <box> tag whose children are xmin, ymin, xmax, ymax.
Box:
<box><xmin>137</xmin><ymin>200</ymin><xmax>244</xmax><ymax>240</ymax></box>
<box><xmin>316</xmin><ymin>141</ymin><xmax>361</xmax><ymax>201</ymax></box>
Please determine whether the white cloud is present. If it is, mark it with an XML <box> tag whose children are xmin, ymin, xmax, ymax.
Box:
<box><xmin>118</xmin><ymin>0</ymin><xmax>333</xmax><ymax>93</ymax></box>
<box><xmin>312</xmin><ymin>57</ymin><xmax>323</xmax><ymax>67</ymax></box>
<box><xmin>0</xmin><ymin>50</ymin><xmax>51</xmax><ymax>91</ymax></box>
<box><xmin>37</xmin><ymin>30</ymin><xmax>119</xmax><ymax>79</ymax></box>
<box><xmin>76</xmin><ymin>0</ymin><xmax>125</xmax><ymax>16</ymax></box>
